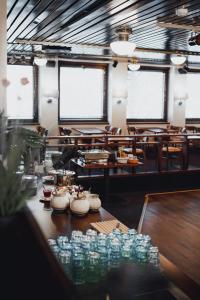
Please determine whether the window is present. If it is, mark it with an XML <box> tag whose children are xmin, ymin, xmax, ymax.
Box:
<box><xmin>59</xmin><ymin>64</ymin><xmax>107</xmax><ymax>122</ymax></box>
<box><xmin>185</xmin><ymin>72</ymin><xmax>200</xmax><ymax>120</ymax></box>
<box><xmin>127</xmin><ymin>69</ymin><xmax>167</xmax><ymax>121</ymax></box>
<box><xmin>7</xmin><ymin>65</ymin><xmax>38</xmax><ymax>122</ymax></box>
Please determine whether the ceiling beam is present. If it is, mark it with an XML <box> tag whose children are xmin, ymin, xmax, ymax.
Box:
<box><xmin>157</xmin><ymin>21</ymin><xmax>200</xmax><ymax>32</ymax></box>
<box><xmin>13</xmin><ymin>38</ymin><xmax>200</xmax><ymax>56</ymax></box>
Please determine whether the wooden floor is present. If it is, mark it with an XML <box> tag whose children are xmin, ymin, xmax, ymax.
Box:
<box><xmin>139</xmin><ymin>189</ymin><xmax>200</xmax><ymax>288</ymax></box>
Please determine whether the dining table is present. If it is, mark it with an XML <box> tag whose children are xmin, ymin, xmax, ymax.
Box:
<box><xmin>27</xmin><ymin>193</ymin><xmax>183</xmax><ymax>300</ymax></box>
<box><xmin>146</xmin><ymin>127</ymin><xmax>167</xmax><ymax>134</ymax></box>
<box><xmin>70</xmin><ymin>158</ymin><xmax>142</xmax><ymax>202</ymax></box>
<box><xmin>72</xmin><ymin>128</ymin><xmax>107</xmax><ymax>135</ymax></box>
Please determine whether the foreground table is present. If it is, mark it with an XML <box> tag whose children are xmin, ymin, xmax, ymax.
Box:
<box><xmin>28</xmin><ymin>197</ymin><xmax>179</xmax><ymax>300</ymax></box>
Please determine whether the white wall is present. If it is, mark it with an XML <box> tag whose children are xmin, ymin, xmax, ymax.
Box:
<box><xmin>39</xmin><ymin>64</ymin><xmax>59</xmax><ymax>135</ymax></box>
<box><xmin>168</xmin><ymin>67</ymin><xmax>187</xmax><ymax>127</ymax></box>
<box><xmin>34</xmin><ymin>62</ymin><xmax>193</xmax><ymax>134</ymax></box>
<box><xmin>110</xmin><ymin>62</ymin><xmax>128</xmax><ymax>134</ymax></box>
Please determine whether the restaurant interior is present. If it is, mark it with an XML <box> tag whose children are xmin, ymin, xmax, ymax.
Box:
<box><xmin>1</xmin><ymin>1</ymin><xmax>200</xmax><ymax>299</ymax></box>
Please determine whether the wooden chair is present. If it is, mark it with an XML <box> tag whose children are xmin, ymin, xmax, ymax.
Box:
<box><xmin>105</xmin><ymin>125</ymin><xmax>113</xmax><ymax>133</ymax></box>
<box><xmin>36</xmin><ymin>125</ymin><xmax>48</xmax><ymax>137</ymax></box>
<box><xmin>58</xmin><ymin>127</ymin><xmax>72</xmax><ymax>144</ymax></box>
<box><xmin>127</xmin><ymin>126</ymin><xmax>136</xmax><ymax>135</ymax></box>
<box><xmin>161</xmin><ymin>135</ymin><xmax>185</xmax><ymax>170</ymax></box>
<box><xmin>111</xmin><ymin>127</ymin><xmax>122</xmax><ymax>135</ymax></box>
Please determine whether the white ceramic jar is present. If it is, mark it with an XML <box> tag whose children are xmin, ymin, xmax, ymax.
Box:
<box><xmin>70</xmin><ymin>195</ymin><xmax>90</xmax><ymax>216</ymax></box>
<box><xmin>51</xmin><ymin>191</ymin><xmax>70</xmax><ymax>211</ymax></box>
<box><xmin>87</xmin><ymin>193</ymin><xmax>101</xmax><ymax>211</ymax></box>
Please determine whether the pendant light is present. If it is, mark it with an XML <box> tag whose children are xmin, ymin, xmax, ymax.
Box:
<box><xmin>110</xmin><ymin>26</ymin><xmax>136</xmax><ymax>57</ymax></box>
<box><xmin>128</xmin><ymin>57</ymin><xmax>140</xmax><ymax>71</ymax></box>
<box><xmin>34</xmin><ymin>55</ymin><xmax>47</xmax><ymax>66</ymax></box>
<box><xmin>170</xmin><ymin>54</ymin><xmax>186</xmax><ymax>65</ymax></box>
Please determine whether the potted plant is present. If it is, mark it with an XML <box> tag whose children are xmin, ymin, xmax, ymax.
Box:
<box><xmin>0</xmin><ymin>112</ymin><xmax>76</xmax><ymax>300</ymax></box>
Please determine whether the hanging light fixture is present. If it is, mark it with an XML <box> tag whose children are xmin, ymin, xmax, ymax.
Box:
<box><xmin>170</xmin><ymin>54</ymin><xmax>186</xmax><ymax>65</ymax></box>
<box><xmin>110</xmin><ymin>26</ymin><xmax>136</xmax><ymax>57</ymax></box>
<box><xmin>34</xmin><ymin>55</ymin><xmax>47</xmax><ymax>66</ymax></box>
<box><xmin>128</xmin><ymin>57</ymin><xmax>140</xmax><ymax>71</ymax></box>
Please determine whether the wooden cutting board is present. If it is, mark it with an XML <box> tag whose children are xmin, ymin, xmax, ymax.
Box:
<box><xmin>90</xmin><ymin>219</ymin><xmax>128</xmax><ymax>234</ymax></box>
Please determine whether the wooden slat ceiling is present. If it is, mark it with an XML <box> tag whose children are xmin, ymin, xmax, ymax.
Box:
<box><xmin>6</xmin><ymin>0</ymin><xmax>200</xmax><ymax>63</ymax></box>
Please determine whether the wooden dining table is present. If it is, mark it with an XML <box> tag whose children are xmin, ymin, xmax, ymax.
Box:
<box><xmin>70</xmin><ymin>158</ymin><xmax>142</xmax><ymax>201</ymax></box>
<box><xmin>72</xmin><ymin>128</ymin><xmax>107</xmax><ymax>135</ymax></box>
<box><xmin>27</xmin><ymin>194</ymin><xmax>181</xmax><ymax>300</ymax></box>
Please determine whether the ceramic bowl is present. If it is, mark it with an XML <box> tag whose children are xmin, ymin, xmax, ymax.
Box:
<box><xmin>117</xmin><ymin>157</ymin><xmax>128</xmax><ymax>164</ymax></box>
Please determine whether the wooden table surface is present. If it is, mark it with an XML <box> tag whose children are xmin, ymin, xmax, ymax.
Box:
<box><xmin>71</xmin><ymin>158</ymin><xmax>141</xmax><ymax>169</ymax></box>
<box><xmin>27</xmin><ymin>194</ymin><xmax>178</xmax><ymax>300</ymax></box>
<box><xmin>138</xmin><ymin>189</ymin><xmax>200</xmax><ymax>299</ymax></box>
<box><xmin>28</xmin><ymin>197</ymin><xmax>114</xmax><ymax>239</ymax></box>
<box><xmin>72</xmin><ymin>128</ymin><xmax>106</xmax><ymax>135</ymax></box>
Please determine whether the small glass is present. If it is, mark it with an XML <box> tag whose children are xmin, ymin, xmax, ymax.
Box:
<box><xmin>43</xmin><ymin>188</ymin><xmax>52</xmax><ymax>198</ymax></box>
<box><xmin>86</xmin><ymin>251</ymin><xmax>100</xmax><ymax>283</ymax></box>
<box><xmin>57</xmin><ymin>235</ymin><xmax>69</xmax><ymax>250</ymax></box>
<box><xmin>121</xmin><ymin>243</ymin><xmax>132</xmax><ymax>261</ymax></box>
<box><xmin>98</xmin><ymin>246</ymin><xmax>109</xmax><ymax>277</ymax></box>
<box><xmin>135</xmin><ymin>245</ymin><xmax>148</xmax><ymax>263</ymax></box>
<box><xmin>81</xmin><ymin>235</ymin><xmax>91</xmax><ymax>252</ymax></box>
<box><xmin>48</xmin><ymin>238</ymin><xmax>56</xmax><ymax>246</ymax></box>
<box><xmin>71</xmin><ymin>230</ymin><xmax>83</xmax><ymax>240</ymax></box>
<box><xmin>72</xmin><ymin>252</ymin><xmax>86</xmax><ymax>285</ymax></box>
<box><xmin>110</xmin><ymin>238</ymin><xmax>121</xmax><ymax>268</ymax></box>
<box><xmin>148</xmin><ymin>246</ymin><xmax>160</xmax><ymax>267</ymax></box>
<box><xmin>97</xmin><ymin>233</ymin><xmax>107</xmax><ymax>247</ymax></box>
<box><xmin>51</xmin><ymin>245</ymin><xmax>60</xmax><ymax>258</ymax></box>
<box><xmin>86</xmin><ymin>229</ymin><xmax>97</xmax><ymax>239</ymax></box>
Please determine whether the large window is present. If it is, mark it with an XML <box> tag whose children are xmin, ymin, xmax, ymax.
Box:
<box><xmin>127</xmin><ymin>69</ymin><xmax>167</xmax><ymax>121</ymax></box>
<box><xmin>59</xmin><ymin>64</ymin><xmax>107</xmax><ymax>121</ymax></box>
<box><xmin>7</xmin><ymin>65</ymin><xmax>38</xmax><ymax>122</ymax></box>
<box><xmin>185</xmin><ymin>72</ymin><xmax>200</xmax><ymax>120</ymax></box>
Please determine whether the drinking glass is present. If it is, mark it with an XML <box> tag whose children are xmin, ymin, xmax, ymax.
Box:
<box><xmin>148</xmin><ymin>246</ymin><xmax>159</xmax><ymax>267</ymax></box>
<box><xmin>110</xmin><ymin>238</ymin><xmax>121</xmax><ymax>268</ymax></box>
<box><xmin>72</xmin><ymin>252</ymin><xmax>86</xmax><ymax>285</ymax></box>
<box><xmin>57</xmin><ymin>235</ymin><xmax>69</xmax><ymax>250</ymax></box>
<box><xmin>135</xmin><ymin>245</ymin><xmax>148</xmax><ymax>263</ymax></box>
<box><xmin>86</xmin><ymin>251</ymin><xmax>100</xmax><ymax>283</ymax></box>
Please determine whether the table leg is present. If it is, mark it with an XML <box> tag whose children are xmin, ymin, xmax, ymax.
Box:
<box><xmin>104</xmin><ymin>168</ymin><xmax>109</xmax><ymax>202</ymax></box>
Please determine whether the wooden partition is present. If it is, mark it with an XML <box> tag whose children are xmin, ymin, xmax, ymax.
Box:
<box><xmin>44</xmin><ymin>133</ymin><xmax>200</xmax><ymax>174</ymax></box>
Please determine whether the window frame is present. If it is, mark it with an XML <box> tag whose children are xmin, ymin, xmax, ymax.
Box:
<box><xmin>7</xmin><ymin>63</ymin><xmax>39</xmax><ymax>125</ymax></box>
<box><xmin>126</xmin><ymin>67</ymin><xmax>169</xmax><ymax>123</ymax></box>
<box><xmin>58</xmin><ymin>62</ymin><xmax>108</xmax><ymax>124</ymax></box>
<box><xmin>185</xmin><ymin>68</ymin><xmax>200</xmax><ymax>124</ymax></box>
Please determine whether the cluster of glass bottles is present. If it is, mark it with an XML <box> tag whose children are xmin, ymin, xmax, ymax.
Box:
<box><xmin>48</xmin><ymin>228</ymin><xmax>159</xmax><ymax>285</ymax></box>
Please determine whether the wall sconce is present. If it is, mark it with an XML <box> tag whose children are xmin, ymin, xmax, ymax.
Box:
<box><xmin>112</xmin><ymin>60</ymin><xmax>118</xmax><ymax>68</ymax></box>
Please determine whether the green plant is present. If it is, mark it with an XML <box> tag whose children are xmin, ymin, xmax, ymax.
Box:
<box><xmin>0</xmin><ymin>112</ymin><xmax>44</xmax><ymax>217</ymax></box>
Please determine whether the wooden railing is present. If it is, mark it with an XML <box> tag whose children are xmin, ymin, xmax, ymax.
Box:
<box><xmin>44</xmin><ymin>133</ymin><xmax>200</xmax><ymax>174</ymax></box>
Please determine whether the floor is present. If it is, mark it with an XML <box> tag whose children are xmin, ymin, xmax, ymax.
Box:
<box><xmin>78</xmin><ymin>169</ymin><xmax>200</xmax><ymax>230</ymax></box>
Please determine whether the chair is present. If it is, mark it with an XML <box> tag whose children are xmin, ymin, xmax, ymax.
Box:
<box><xmin>58</xmin><ymin>127</ymin><xmax>72</xmax><ymax>144</ymax></box>
<box><xmin>36</xmin><ymin>125</ymin><xmax>48</xmax><ymax>137</ymax></box>
<box><xmin>105</xmin><ymin>125</ymin><xmax>113</xmax><ymax>133</ymax></box>
<box><xmin>111</xmin><ymin>127</ymin><xmax>122</xmax><ymax>135</ymax></box>
<box><xmin>161</xmin><ymin>135</ymin><xmax>185</xmax><ymax>170</ymax></box>
<box><xmin>127</xmin><ymin>126</ymin><xmax>136</xmax><ymax>135</ymax></box>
